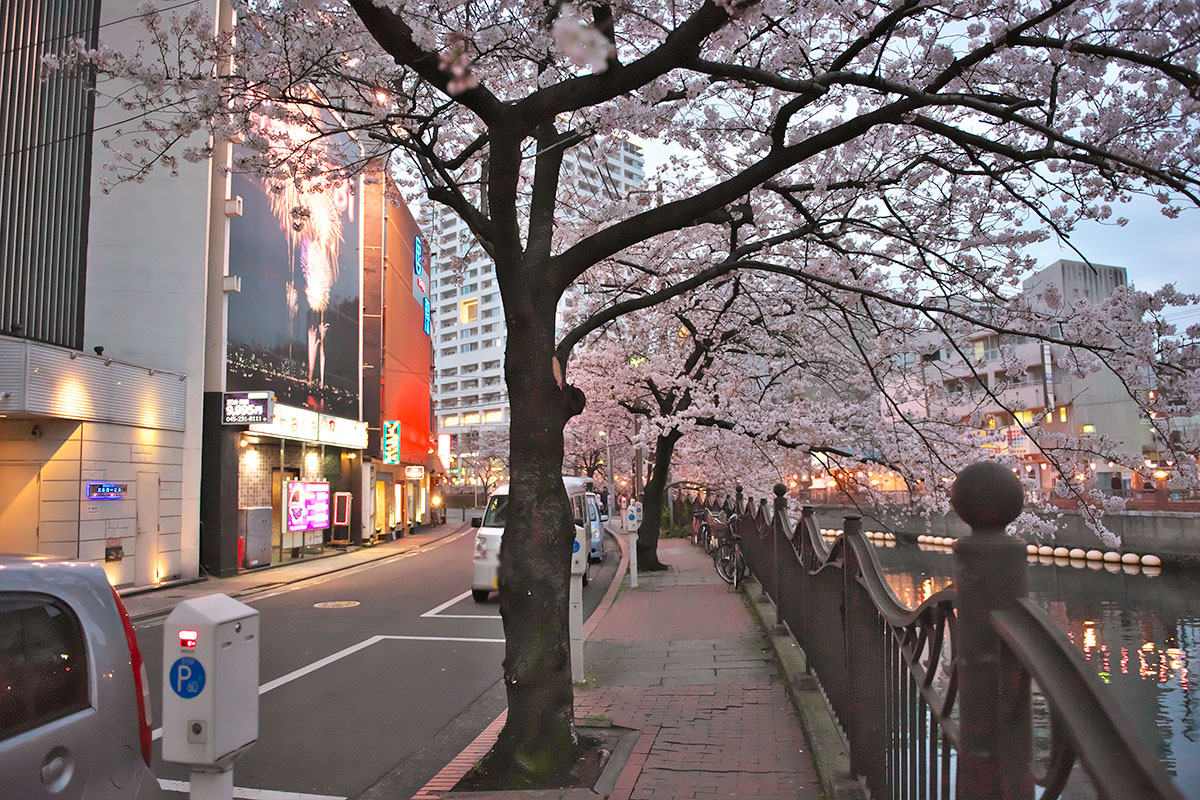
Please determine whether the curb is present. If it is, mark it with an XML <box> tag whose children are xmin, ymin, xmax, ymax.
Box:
<box><xmin>742</xmin><ymin>576</ymin><xmax>867</xmax><ymax>800</ymax></box>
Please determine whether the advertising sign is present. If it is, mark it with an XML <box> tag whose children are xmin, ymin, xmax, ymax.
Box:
<box><xmin>437</xmin><ymin>433</ymin><xmax>451</xmax><ymax>470</ymax></box>
<box><xmin>86</xmin><ymin>481</ymin><xmax>128</xmax><ymax>500</ymax></box>
<box><xmin>221</xmin><ymin>391</ymin><xmax>275</xmax><ymax>425</ymax></box>
<box><xmin>249</xmin><ymin>403</ymin><xmax>366</xmax><ymax>448</ymax></box>
<box><xmin>383</xmin><ymin>421</ymin><xmax>401</xmax><ymax>464</ymax></box>
<box><xmin>284</xmin><ymin>481</ymin><xmax>330</xmax><ymax>533</ymax></box>
<box><xmin>318</xmin><ymin>413</ymin><xmax>369</xmax><ymax>449</ymax></box>
<box><xmin>333</xmin><ymin>492</ymin><xmax>352</xmax><ymax>526</ymax></box>
<box><xmin>226</xmin><ymin>106</ymin><xmax>361</xmax><ymax>418</ymax></box>
<box><xmin>405</xmin><ymin>465</ymin><xmax>425</xmax><ymax>480</ymax></box>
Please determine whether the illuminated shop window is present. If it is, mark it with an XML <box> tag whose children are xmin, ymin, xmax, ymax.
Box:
<box><xmin>443</xmin><ymin>415</ymin><xmax>460</xmax><ymax>427</ymax></box>
<box><xmin>463</xmin><ymin>412</ymin><xmax>481</xmax><ymax>425</ymax></box>
<box><xmin>484</xmin><ymin>409</ymin><xmax>503</xmax><ymax>423</ymax></box>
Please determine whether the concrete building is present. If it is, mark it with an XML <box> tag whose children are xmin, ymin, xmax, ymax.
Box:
<box><xmin>427</xmin><ymin>139</ymin><xmax>645</xmax><ymax>476</ymax></box>
<box><xmin>1</xmin><ymin>0</ymin><xmax>434</xmax><ymax>584</ymax></box>
<box><xmin>0</xmin><ymin>0</ymin><xmax>213</xmax><ymax>587</ymax></box>
<box><xmin>899</xmin><ymin>259</ymin><xmax>1156</xmax><ymax>495</ymax></box>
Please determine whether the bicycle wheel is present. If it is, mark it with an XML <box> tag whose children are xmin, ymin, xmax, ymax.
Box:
<box><xmin>713</xmin><ymin>544</ymin><xmax>735</xmax><ymax>584</ymax></box>
<box><xmin>731</xmin><ymin>548</ymin><xmax>745</xmax><ymax>590</ymax></box>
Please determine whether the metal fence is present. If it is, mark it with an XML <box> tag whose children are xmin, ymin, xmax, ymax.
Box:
<box><xmin>673</xmin><ymin>462</ymin><xmax>1185</xmax><ymax>800</ymax></box>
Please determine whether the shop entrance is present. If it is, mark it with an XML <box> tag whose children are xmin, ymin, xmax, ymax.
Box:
<box><xmin>271</xmin><ymin>466</ymin><xmax>300</xmax><ymax>562</ymax></box>
<box><xmin>0</xmin><ymin>465</ymin><xmax>39</xmax><ymax>554</ymax></box>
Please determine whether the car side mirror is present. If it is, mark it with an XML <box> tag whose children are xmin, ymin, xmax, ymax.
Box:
<box><xmin>574</xmin><ymin>518</ymin><xmax>584</xmax><ymax>527</ymax></box>
<box><xmin>471</xmin><ymin>517</ymin><xmax>483</xmax><ymax>528</ymax></box>
<box><xmin>600</xmin><ymin>514</ymin><xmax>608</xmax><ymax>522</ymax></box>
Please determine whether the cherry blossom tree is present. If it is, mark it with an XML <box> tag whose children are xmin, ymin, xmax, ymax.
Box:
<box><xmin>71</xmin><ymin>0</ymin><xmax>1200</xmax><ymax>782</ymax></box>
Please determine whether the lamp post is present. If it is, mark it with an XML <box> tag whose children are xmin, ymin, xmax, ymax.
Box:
<box><xmin>599</xmin><ymin>430</ymin><xmax>614</xmax><ymax>509</ymax></box>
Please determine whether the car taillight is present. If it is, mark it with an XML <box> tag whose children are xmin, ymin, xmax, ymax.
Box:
<box><xmin>111</xmin><ymin>586</ymin><xmax>153</xmax><ymax>767</ymax></box>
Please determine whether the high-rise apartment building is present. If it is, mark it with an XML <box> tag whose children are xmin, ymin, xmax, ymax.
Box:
<box><xmin>428</xmin><ymin>140</ymin><xmax>645</xmax><ymax>445</ymax></box>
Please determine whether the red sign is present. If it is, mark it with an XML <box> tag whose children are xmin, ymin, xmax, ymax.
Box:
<box><xmin>333</xmin><ymin>492</ymin><xmax>352</xmax><ymax>526</ymax></box>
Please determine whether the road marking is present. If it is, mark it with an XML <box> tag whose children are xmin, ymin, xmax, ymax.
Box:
<box><xmin>151</xmin><ymin>634</ymin><xmax>503</xmax><ymax>740</ymax></box>
<box><xmin>420</xmin><ymin>590</ymin><xmax>502</xmax><ymax>620</ymax></box>
<box><xmin>158</xmin><ymin>779</ymin><xmax>345</xmax><ymax>799</ymax></box>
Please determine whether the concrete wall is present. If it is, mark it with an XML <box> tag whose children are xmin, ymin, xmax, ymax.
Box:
<box><xmin>0</xmin><ymin>419</ymin><xmax>184</xmax><ymax>587</ymax></box>
<box><xmin>78</xmin><ymin>0</ymin><xmax>222</xmax><ymax>581</ymax></box>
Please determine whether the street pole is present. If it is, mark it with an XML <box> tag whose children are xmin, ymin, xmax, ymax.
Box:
<box><xmin>633</xmin><ymin>416</ymin><xmax>644</xmax><ymax>500</ymax></box>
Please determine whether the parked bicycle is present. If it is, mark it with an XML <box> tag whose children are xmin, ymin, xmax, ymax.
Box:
<box><xmin>711</xmin><ymin>513</ymin><xmax>746</xmax><ymax>588</ymax></box>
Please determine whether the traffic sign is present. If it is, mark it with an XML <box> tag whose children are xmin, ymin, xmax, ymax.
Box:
<box><xmin>169</xmin><ymin>657</ymin><xmax>206</xmax><ymax>699</ymax></box>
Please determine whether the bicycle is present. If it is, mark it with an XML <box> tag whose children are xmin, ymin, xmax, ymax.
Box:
<box><xmin>712</xmin><ymin>514</ymin><xmax>746</xmax><ymax>589</ymax></box>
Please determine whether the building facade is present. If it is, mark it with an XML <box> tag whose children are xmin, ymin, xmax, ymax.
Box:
<box><xmin>0</xmin><ymin>0</ymin><xmax>214</xmax><ymax>587</ymax></box>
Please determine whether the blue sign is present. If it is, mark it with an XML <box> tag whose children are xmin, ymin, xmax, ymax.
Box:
<box><xmin>414</xmin><ymin>235</ymin><xmax>423</xmax><ymax>276</ymax></box>
<box><xmin>86</xmin><ymin>481</ymin><xmax>128</xmax><ymax>500</ymax></box>
<box><xmin>573</xmin><ymin>540</ymin><xmax>580</xmax><ymax>553</ymax></box>
<box><xmin>169</xmin><ymin>657</ymin><xmax>206</xmax><ymax>699</ymax></box>
<box><xmin>423</xmin><ymin>297</ymin><xmax>431</xmax><ymax>335</ymax></box>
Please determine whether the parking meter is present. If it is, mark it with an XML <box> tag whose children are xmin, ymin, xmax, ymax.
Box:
<box><xmin>163</xmin><ymin>594</ymin><xmax>259</xmax><ymax>799</ymax></box>
<box><xmin>570</xmin><ymin>522</ymin><xmax>587</xmax><ymax>576</ymax></box>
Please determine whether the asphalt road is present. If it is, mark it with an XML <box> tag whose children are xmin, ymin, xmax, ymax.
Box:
<box><xmin>134</xmin><ymin>527</ymin><xmax>622</xmax><ymax>800</ymax></box>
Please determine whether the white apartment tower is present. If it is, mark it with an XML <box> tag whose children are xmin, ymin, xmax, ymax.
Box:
<box><xmin>428</xmin><ymin>140</ymin><xmax>645</xmax><ymax>439</ymax></box>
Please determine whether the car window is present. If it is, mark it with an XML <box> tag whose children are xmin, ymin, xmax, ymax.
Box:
<box><xmin>588</xmin><ymin>501</ymin><xmax>598</xmax><ymax>522</ymax></box>
<box><xmin>482</xmin><ymin>495</ymin><xmax>508</xmax><ymax>528</ymax></box>
<box><xmin>0</xmin><ymin>593</ymin><xmax>90</xmax><ymax>741</ymax></box>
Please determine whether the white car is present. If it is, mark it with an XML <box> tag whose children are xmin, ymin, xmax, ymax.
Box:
<box><xmin>472</xmin><ymin>478</ymin><xmax>593</xmax><ymax>602</ymax></box>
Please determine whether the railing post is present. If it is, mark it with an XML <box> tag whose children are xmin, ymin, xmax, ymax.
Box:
<box><xmin>735</xmin><ymin>485</ymin><xmax>744</xmax><ymax>516</ymax></box>
<box><xmin>952</xmin><ymin>462</ymin><xmax>1033</xmax><ymax>800</ymax></box>
<box><xmin>773</xmin><ymin>484</ymin><xmax>787</xmax><ymax>611</ymax></box>
<box><xmin>799</xmin><ymin>505</ymin><xmax>815</xmax><ymax>669</ymax></box>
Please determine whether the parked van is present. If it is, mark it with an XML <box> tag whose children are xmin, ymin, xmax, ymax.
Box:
<box><xmin>471</xmin><ymin>477</ymin><xmax>593</xmax><ymax>602</ymax></box>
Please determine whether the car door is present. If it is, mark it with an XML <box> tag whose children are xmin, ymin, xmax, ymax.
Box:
<box><xmin>0</xmin><ymin>592</ymin><xmax>99</xmax><ymax>800</ymax></box>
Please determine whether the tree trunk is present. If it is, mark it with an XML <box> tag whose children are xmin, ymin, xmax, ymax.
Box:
<box><xmin>474</xmin><ymin>297</ymin><xmax>586</xmax><ymax>785</ymax></box>
<box><xmin>637</xmin><ymin>429</ymin><xmax>682</xmax><ymax>571</ymax></box>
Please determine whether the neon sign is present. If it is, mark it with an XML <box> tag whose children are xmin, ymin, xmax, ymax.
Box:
<box><xmin>86</xmin><ymin>482</ymin><xmax>128</xmax><ymax>499</ymax></box>
<box><xmin>414</xmin><ymin>235</ymin><xmax>423</xmax><ymax>276</ymax></box>
<box><xmin>423</xmin><ymin>297</ymin><xmax>431</xmax><ymax>335</ymax></box>
<box><xmin>383</xmin><ymin>421</ymin><xmax>401</xmax><ymax>464</ymax></box>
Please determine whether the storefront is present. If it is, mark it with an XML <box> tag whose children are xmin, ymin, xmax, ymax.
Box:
<box><xmin>232</xmin><ymin>403</ymin><xmax>367</xmax><ymax>565</ymax></box>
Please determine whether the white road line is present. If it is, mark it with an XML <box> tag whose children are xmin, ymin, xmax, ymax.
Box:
<box><xmin>420</xmin><ymin>590</ymin><xmax>502</xmax><ymax>620</ymax></box>
<box><xmin>158</xmin><ymin>779</ymin><xmax>345</xmax><ymax>799</ymax></box>
<box><xmin>152</xmin><ymin>634</ymin><xmax>503</xmax><ymax>740</ymax></box>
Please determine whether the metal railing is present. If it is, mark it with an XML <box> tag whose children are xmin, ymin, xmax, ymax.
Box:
<box><xmin>673</xmin><ymin>462</ymin><xmax>1185</xmax><ymax>800</ymax></box>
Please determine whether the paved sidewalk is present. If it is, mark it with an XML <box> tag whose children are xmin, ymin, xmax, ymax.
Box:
<box><xmin>120</xmin><ymin>514</ymin><xmax>479</xmax><ymax>622</ymax></box>
<box><xmin>417</xmin><ymin>535</ymin><xmax>824</xmax><ymax>799</ymax></box>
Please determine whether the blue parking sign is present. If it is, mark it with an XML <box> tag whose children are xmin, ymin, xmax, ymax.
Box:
<box><xmin>169</xmin><ymin>657</ymin><xmax>206</xmax><ymax>699</ymax></box>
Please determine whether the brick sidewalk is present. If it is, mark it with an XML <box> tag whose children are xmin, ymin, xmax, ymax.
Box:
<box><xmin>417</xmin><ymin>536</ymin><xmax>823</xmax><ymax>799</ymax></box>
<box><xmin>579</xmin><ymin>538</ymin><xmax>822</xmax><ymax>799</ymax></box>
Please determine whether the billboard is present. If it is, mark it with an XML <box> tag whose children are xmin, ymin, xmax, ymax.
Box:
<box><xmin>284</xmin><ymin>481</ymin><xmax>331</xmax><ymax>533</ymax></box>
<box><xmin>226</xmin><ymin>113</ymin><xmax>361</xmax><ymax>419</ymax></box>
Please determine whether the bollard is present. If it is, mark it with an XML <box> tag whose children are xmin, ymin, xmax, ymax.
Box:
<box><xmin>951</xmin><ymin>462</ymin><xmax>1032</xmax><ymax>800</ymax></box>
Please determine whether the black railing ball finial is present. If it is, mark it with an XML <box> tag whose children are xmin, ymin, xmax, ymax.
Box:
<box><xmin>773</xmin><ymin>483</ymin><xmax>787</xmax><ymax>498</ymax></box>
<box><xmin>950</xmin><ymin>461</ymin><xmax>1024</xmax><ymax>531</ymax></box>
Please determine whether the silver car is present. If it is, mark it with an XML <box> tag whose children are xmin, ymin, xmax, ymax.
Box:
<box><xmin>1</xmin><ymin>554</ymin><xmax>164</xmax><ymax>799</ymax></box>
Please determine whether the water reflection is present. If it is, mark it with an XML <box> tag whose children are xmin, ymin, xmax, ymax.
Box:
<box><xmin>867</xmin><ymin>541</ymin><xmax>1200</xmax><ymax>795</ymax></box>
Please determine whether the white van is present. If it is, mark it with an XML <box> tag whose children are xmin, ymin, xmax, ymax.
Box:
<box><xmin>471</xmin><ymin>477</ymin><xmax>593</xmax><ymax>602</ymax></box>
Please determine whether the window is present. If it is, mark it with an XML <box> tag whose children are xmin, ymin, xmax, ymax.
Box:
<box><xmin>440</xmin><ymin>367</ymin><xmax>458</xmax><ymax>377</ymax></box>
<box><xmin>440</xmin><ymin>333</ymin><xmax>455</xmax><ymax>343</ymax></box>
<box><xmin>459</xmin><ymin>298</ymin><xmax>479</xmax><ymax>324</ymax></box>
<box><xmin>481</xmin><ymin>308</ymin><xmax>496</xmax><ymax>319</ymax></box>
<box><xmin>463</xmin><ymin>412</ymin><xmax>481</xmax><ymax>425</ymax></box>
<box><xmin>0</xmin><ymin>594</ymin><xmax>89</xmax><ymax>741</ymax></box>
<box><xmin>482</xmin><ymin>324</ymin><xmax>495</xmax><ymax>333</ymax></box>
<box><xmin>461</xmin><ymin>379</ymin><xmax>479</xmax><ymax>389</ymax></box>
<box><xmin>483</xmin><ymin>360</ymin><xmax>501</xmax><ymax>371</ymax></box>
<box><xmin>443</xmin><ymin>415</ymin><xmax>460</xmax><ymax>427</ymax></box>
<box><xmin>463</xmin><ymin>283</ymin><xmax>478</xmax><ymax>294</ymax></box>
<box><xmin>461</xmin><ymin>342</ymin><xmax>478</xmax><ymax>353</ymax></box>
<box><xmin>484</xmin><ymin>409</ymin><xmax>503</xmax><ymax>423</ymax></box>
<box><xmin>462</xmin><ymin>364</ymin><xmax>479</xmax><ymax>374</ymax></box>
<box><xmin>440</xmin><ymin>347</ymin><xmax>456</xmax><ymax>357</ymax></box>
<box><xmin>440</xmin><ymin>383</ymin><xmax>457</xmax><ymax>393</ymax></box>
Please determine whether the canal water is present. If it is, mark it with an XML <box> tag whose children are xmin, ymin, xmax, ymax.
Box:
<box><xmin>861</xmin><ymin>537</ymin><xmax>1200</xmax><ymax>796</ymax></box>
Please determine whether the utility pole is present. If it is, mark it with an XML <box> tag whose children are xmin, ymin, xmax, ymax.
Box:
<box><xmin>633</xmin><ymin>416</ymin><xmax>644</xmax><ymax>500</ymax></box>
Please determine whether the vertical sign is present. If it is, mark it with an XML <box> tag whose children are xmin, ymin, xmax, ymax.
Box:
<box><xmin>333</xmin><ymin>492</ymin><xmax>352</xmax><ymax>526</ymax></box>
<box><xmin>412</xmin><ymin>233</ymin><xmax>430</xmax><ymax>338</ymax></box>
<box><xmin>437</xmin><ymin>433</ymin><xmax>451</xmax><ymax>470</ymax></box>
<box><xmin>383</xmin><ymin>421</ymin><xmax>401</xmax><ymax>464</ymax></box>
